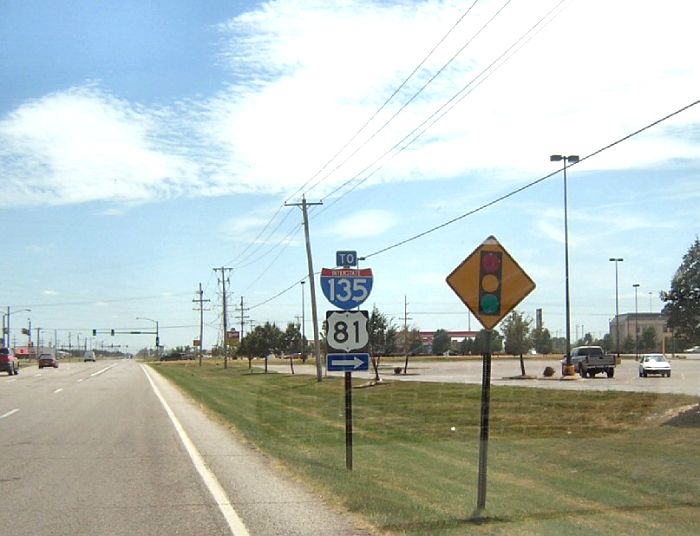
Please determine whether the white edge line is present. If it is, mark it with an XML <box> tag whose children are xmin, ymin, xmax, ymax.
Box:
<box><xmin>91</xmin><ymin>364</ymin><xmax>116</xmax><ymax>377</ymax></box>
<box><xmin>140</xmin><ymin>365</ymin><xmax>249</xmax><ymax>536</ymax></box>
<box><xmin>0</xmin><ymin>408</ymin><xmax>20</xmax><ymax>420</ymax></box>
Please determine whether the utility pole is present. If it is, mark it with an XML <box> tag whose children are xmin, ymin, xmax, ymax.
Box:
<box><xmin>403</xmin><ymin>296</ymin><xmax>412</xmax><ymax>374</ymax></box>
<box><xmin>214</xmin><ymin>267</ymin><xmax>232</xmax><ymax>368</ymax></box>
<box><xmin>286</xmin><ymin>195</ymin><xmax>324</xmax><ymax>382</ymax></box>
<box><xmin>193</xmin><ymin>283</ymin><xmax>210</xmax><ymax>367</ymax></box>
<box><xmin>237</xmin><ymin>296</ymin><xmax>249</xmax><ymax>342</ymax></box>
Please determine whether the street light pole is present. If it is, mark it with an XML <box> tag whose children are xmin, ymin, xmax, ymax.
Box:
<box><xmin>633</xmin><ymin>284</ymin><xmax>640</xmax><ymax>360</ymax></box>
<box><xmin>136</xmin><ymin>317</ymin><xmax>160</xmax><ymax>358</ymax></box>
<box><xmin>3</xmin><ymin>307</ymin><xmax>32</xmax><ymax>349</ymax></box>
<box><xmin>609</xmin><ymin>258</ymin><xmax>623</xmax><ymax>360</ymax></box>
<box><xmin>550</xmin><ymin>154</ymin><xmax>579</xmax><ymax>376</ymax></box>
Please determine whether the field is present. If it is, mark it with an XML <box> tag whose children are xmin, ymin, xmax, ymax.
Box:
<box><xmin>153</xmin><ymin>360</ymin><xmax>700</xmax><ymax>535</ymax></box>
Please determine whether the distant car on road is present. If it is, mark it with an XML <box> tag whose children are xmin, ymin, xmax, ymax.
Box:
<box><xmin>683</xmin><ymin>346</ymin><xmax>700</xmax><ymax>353</ymax></box>
<box><xmin>83</xmin><ymin>351</ymin><xmax>96</xmax><ymax>362</ymax></box>
<box><xmin>1</xmin><ymin>347</ymin><xmax>20</xmax><ymax>375</ymax></box>
<box><xmin>639</xmin><ymin>354</ymin><xmax>671</xmax><ymax>377</ymax></box>
<box><xmin>38</xmin><ymin>353</ymin><xmax>59</xmax><ymax>369</ymax></box>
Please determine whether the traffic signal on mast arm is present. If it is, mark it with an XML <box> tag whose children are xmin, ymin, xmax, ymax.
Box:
<box><xmin>110</xmin><ymin>329</ymin><xmax>115</xmax><ymax>336</ymax></box>
<box><xmin>479</xmin><ymin>251</ymin><xmax>502</xmax><ymax>316</ymax></box>
<box><xmin>92</xmin><ymin>329</ymin><xmax>97</xmax><ymax>336</ymax></box>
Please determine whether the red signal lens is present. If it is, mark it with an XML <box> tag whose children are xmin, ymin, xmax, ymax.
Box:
<box><xmin>481</xmin><ymin>252</ymin><xmax>501</xmax><ymax>273</ymax></box>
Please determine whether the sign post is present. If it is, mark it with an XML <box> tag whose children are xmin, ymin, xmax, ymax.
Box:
<box><xmin>446</xmin><ymin>235</ymin><xmax>535</xmax><ymax>518</ymax></box>
<box><xmin>326</xmin><ymin>310</ymin><xmax>369</xmax><ymax>471</ymax></box>
<box><xmin>323</xmin><ymin>252</ymin><xmax>373</xmax><ymax>471</ymax></box>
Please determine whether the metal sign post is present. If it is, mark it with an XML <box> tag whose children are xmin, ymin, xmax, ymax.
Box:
<box><xmin>446</xmin><ymin>236</ymin><xmax>535</xmax><ymax>518</ymax></box>
<box><xmin>476</xmin><ymin>330</ymin><xmax>492</xmax><ymax>515</ymax></box>
<box><xmin>344</xmin><ymin>372</ymin><xmax>353</xmax><ymax>470</ymax></box>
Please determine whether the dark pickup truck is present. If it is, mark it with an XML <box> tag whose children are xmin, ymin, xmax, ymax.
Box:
<box><xmin>562</xmin><ymin>345</ymin><xmax>616</xmax><ymax>378</ymax></box>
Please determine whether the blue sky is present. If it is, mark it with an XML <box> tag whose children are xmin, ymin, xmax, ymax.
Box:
<box><xmin>1</xmin><ymin>0</ymin><xmax>699</xmax><ymax>352</ymax></box>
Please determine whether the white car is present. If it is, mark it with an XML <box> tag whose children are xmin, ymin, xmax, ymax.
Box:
<box><xmin>639</xmin><ymin>354</ymin><xmax>671</xmax><ymax>377</ymax></box>
<box><xmin>83</xmin><ymin>350</ymin><xmax>96</xmax><ymax>362</ymax></box>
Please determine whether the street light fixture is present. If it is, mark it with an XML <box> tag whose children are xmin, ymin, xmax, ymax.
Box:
<box><xmin>136</xmin><ymin>316</ymin><xmax>160</xmax><ymax>357</ymax></box>
<box><xmin>550</xmin><ymin>154</ymin><xmax>579</xmax><ymax>376</ymax></box>
<box><xmin>632</xmin><ymin>284</ymin><xmax>640</xmax><ymax>360</ymax></box>
<box><xmin>609</xmin><ymin>258</ymin><xmax>623</xmax><ymax>360</ymax></box>
<box><xmin>3</xmin><ymin>307</ymin><xmax>32</xmax><ymax>348</ymax></box>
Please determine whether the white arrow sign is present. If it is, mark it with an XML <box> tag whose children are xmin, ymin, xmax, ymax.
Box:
<box><xmin>327</xmin><ymin>353</ymin><xmax>370</xmax><ymax>371</ymax></box>
<box><xmin>332</xmin><ymin>356</ymin><xmax>364</xmax><ymax>368</ymax></box>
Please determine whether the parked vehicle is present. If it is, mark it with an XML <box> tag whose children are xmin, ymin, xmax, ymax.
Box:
<box><xmin>83</xmin><ymin>350</ymin><xmax>96</xmax><ymax>362</ymax></box>
<box><xmin>1</xmin><ymin>347</ymin><xmax>20</xmax><ymax>375</ymax></box>
<box><xmin>562</xmin><ymin>345</ymin><xmax>616</xmax><ymax>378</ymax></box>
<box><xmin>160</xmin><ymin>352</ymin><xmax>186</xmax><ymax>361</ymax></box>
<box><xmin>38</xmin><ymin>353</ymin><xmax>59</xmax><ymax>369</ymax></box>
<box><xmin>639</xmin><ymin>354</ymin><xmax>671</xmax><ymax>377</ymax></box>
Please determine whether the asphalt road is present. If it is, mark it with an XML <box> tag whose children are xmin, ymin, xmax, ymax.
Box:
<box><xmin>268</xmin><ymin>356</ymin><xmax>700</xmax><ymax>397</ymax></box>
<box><xmin>0</xmin><ymin>359</ymin><xmax>372</xmax><ymax>536</ymax></box>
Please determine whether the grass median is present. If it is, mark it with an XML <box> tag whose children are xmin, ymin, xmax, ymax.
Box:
<box><xmin>152</xmin><ymin>360</ymin><xmax>700</xmax><ymax>535</ymax></box>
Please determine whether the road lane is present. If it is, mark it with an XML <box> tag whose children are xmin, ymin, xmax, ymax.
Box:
<box><xmin>1</xmin><ymin>360</ymin><xmax>374</xmax><ymax>535</ymax></box>
<box><xmin>145</xmin><ymin>364</ymin><xmax>373</xmax><ymax>536</ymax></box>
<box><xmin>1</xmin><ymin>360</ymin><xmax>232</xmax><ymax>536</ymax></box>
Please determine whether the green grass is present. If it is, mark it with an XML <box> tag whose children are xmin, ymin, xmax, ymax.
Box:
<box><xmin>152</xmin><ymin>360</ymin><xmax>700</xmax><ymax>535</ymax></box>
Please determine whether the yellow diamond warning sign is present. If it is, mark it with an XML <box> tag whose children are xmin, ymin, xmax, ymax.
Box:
<box><xmin>446</xmin><ymin>235</ymin><xmax>535</xmax><ymax>330</ymax></box>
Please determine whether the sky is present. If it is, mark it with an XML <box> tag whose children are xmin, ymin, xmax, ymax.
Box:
<box><xmin>1</xmin><ymin>0</ymin><xmax>699</xmax><ymax>353</ymax></box>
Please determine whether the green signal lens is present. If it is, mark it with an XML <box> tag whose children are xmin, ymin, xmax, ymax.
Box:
<box><xmin>480</xmin><ymin>293</ymin><xmax>500</xmax><ymax>314</ymax></box>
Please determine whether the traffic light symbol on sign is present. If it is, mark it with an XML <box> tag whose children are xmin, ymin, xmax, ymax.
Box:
<box><xmin>479</xmin><ymin>251</ymin><xmax>502</xmax><ymax>316</ymax></box>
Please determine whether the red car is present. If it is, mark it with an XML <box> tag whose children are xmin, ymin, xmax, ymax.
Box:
<box><xmin>38</xmin><ymin>354</ymin><xmax>59</xmax><ymax>369</ymax></box>
<box><xmin>1</xmin><ymin>348</ymin><xmax>19</xmax><ymax>375</ymax></box>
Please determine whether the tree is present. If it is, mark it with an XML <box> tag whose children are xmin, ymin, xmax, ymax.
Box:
<box><xmin>661</xmin><ymin>237</ymin><xmax>700</xmax><ymax>346</ymax></box>
<box><xmin>532</xmin><ymin>327</ymin><xmax>553</xmax><ymax>355</ymax></box>
<box><xmin>640</xmin><ymin>326</ymin><xmax>657</xmax><ymax>352</ymax></box>
<box><xmin>431</xmin><ymin>329</ymin><xmax>451</xmax><ymax>355</ymax></box>
<box><xmin>239</xmin><ymin>322</ymin><xmax>284</xmax><ymax>360</ymax></box>
<box><xmin>367</xmin><ymin>305</ymin><xmax>397</xmax><ymax>381</ymax></box>
<box><xmin>384</xmin><ymin>326</ymin><xmax>398</xmax><ymax>355</ymax></box>
<box><xmin>473</xmin><ymin>329</ymin><xmax>503</xmax><ymax>354</ymax></box>
<box><xmin>368</xmin><ymin>305</ymin><xmax>393</xmax><ymax>355</ymax></box>
<box><xmin>282</xmin><ymin>322</ymin><xmax>302</xmax><ymax>354</ymax></box>
<box><xmin>459</xmin><ymin>336</ymin><xmax>474</xmax><ymax>355</ymax></box>
<box><xmin>599</xmin><ymin>333</ymin><xmax>613</xmax><ymax>353</ymax></box>
<box><xmin>501</xmin><ymin>311</ymin><xmax>532</xmax><ymax>375</ymax></box>
<box><xmin>623</xmin><ymin>335</ymin><xmax>635</xmax><ymax>354</ymax></box>
<box><xmin>282</xmin><ymin>322</ymin><xmax>302</xmax><ymax>374</ymax></box>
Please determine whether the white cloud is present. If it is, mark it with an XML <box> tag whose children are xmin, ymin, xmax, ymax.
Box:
<box><xmin>1</xmin><ymin>0</ymin><xmax>699</xmax><ymax>208</ymax></box>
<box><xmin>321</xmin><ymin>209</ymin><xmax>398</xmax><ymax>239</ymax></box>
<box><xmin>42</xmin><ymin>290</ymin><xmax>58</xmax><ymax>296</ymax></box>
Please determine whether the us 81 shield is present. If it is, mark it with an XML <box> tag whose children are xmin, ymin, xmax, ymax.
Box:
<box><xmin>325</xmin><ymin>310</ymin><xmax>369</xmax><ymax>353</ymax></box>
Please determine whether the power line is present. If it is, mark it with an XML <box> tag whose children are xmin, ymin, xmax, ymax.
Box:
<box><xmin>301</xmin><ymin>0</ymin><xmax>486</xmax><ymax>197</ymax></box>
<box><xmin>244</xmin><ymin>97</ymin><xmax>700</xmax><ymax>311</ymax></box>
<box><xmin>222</xmin><ymin>2</ymin><xmax>484</xmax><ymax>274</ymax></box>
<box><xmin>316</xmin><ymin>0</ymin><xmax>567</xmax><ymax>214</ymax></box>
<box><xmin>362</xmin><ymin>97</ymin><xmax>700</xmax><ymax>260</ymax></box>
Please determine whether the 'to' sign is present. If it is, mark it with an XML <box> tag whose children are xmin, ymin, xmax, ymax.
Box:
<box><xmin>320</xmin><ymin>268</ymin><xmax>373</xmax><ymax>310</ymax></box>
